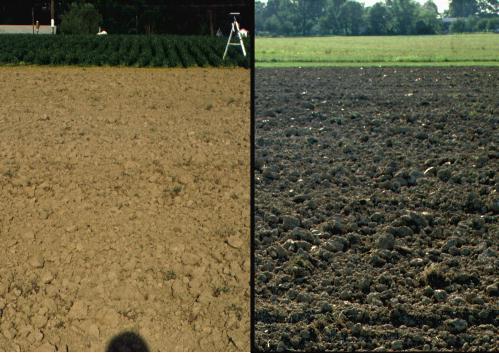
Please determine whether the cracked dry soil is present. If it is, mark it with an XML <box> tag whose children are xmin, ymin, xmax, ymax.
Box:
<box><xmin>0</xmin><ymin>67</ymin><xmax>250</xmax><ymax>351</ymax></box>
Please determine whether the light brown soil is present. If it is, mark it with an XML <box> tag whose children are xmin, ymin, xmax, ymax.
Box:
<box><xmin>0</xmin><ymin>67</ymin><xmax>250</xmax><ymax>351</ymax></box>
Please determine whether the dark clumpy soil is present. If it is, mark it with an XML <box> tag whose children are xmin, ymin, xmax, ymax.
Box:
<box><xmin>254</xmin><ymin>68</ymin><xmax>498</xmax><ymax>352</ymax></box>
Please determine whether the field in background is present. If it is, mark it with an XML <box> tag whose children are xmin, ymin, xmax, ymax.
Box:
<box><xmin>256</xmin><ymin>33</ymin><xmax>499</xmax><ymax>67</ymax></box>
<box><xmin>0</xmin><ymin>35</ymin><xmax>249</xmax><ymax>67</ymax></box>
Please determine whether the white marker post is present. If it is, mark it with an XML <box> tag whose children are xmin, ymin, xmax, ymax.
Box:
<box><xmin>50</xmin><ymin>0</ymin><xmax>55</xmax><ymax>34</ymax></box>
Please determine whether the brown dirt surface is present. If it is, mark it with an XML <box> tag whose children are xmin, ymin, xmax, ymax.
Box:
<box><xmin>255</xmin><ymin>67</ymin><xmax>498</xmax><ymax>351</ymax></box>
<box><xmin>0</xmin><ymin>67</ymin><xmax>250</xmax><ymax>351</ymax></box>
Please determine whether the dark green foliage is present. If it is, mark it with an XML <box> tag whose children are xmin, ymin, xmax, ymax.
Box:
<box><xmin>175</xmin><ymin>39</ymin><xmax>197</xmax><ymax>67</ymax></box>
<box><xmin>449</xmin><ymin>0</ymin><xmax>479</xmax><ymax>17</ymax></box>
<box><xmin>0</xmin><ymin>35</ymin><xmax>249</xmax><ymax>68</ymax></box>
<box><xmin>150</xmin><ymin>37</ymin><xmax>165</xmax><ymax>66</ymax></box>
<box><xmin>60</xmin><ymin>3</ymin><xmax>103</xmax><ymax>35</ymax></box>
<box><xmin>451</xmin><ymin>16</ymin><xmax>499</xmax><ymax>33</ymax></box>
<box><xmin>34</xmin><ymin>50</ymin><xmax>50</xmax><ymax>65</ymax></box>
<box><xmin>162</xmin><ymin>40</ymin><xmax>181</xmax><ymax>67</ymax></box>
<box><xmin>187</xmin><ymin>38</ymin><xmax>210</xmax><ymax>67</ymax></box>
<box><xmin>450</xmin><ymin>19</ymin><xmax>468</xmax><ymax>33</ymax></box>
<box><xmin>486</xmin><ymin>17</ymin><xmax>499</xmax><ymax>31</ymax></box>
<box><xmin>198</xmin><ymin>40</ymin><xmax>224</xmax><ymax>67</ymax></box>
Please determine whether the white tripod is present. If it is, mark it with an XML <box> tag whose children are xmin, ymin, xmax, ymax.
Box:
<box><xmin>223</xmin><ymin>13</ymin><xmax>247</xmax><ymax>60</ymax></box>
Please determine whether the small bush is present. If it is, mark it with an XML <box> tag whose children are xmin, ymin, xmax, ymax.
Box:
<box><xmin>450</xmin><ymin>19</ymin><xmax>467</xmax><ymax>33</ymax></box>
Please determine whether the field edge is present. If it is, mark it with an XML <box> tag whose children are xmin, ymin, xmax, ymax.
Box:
<box><xmin>256</xmin><ymin>61</ymin><xmax>499</xmax><ymax>68</ymax></box>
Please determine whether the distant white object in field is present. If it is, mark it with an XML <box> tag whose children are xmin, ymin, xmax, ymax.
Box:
<box><xmin>239</xmin><ymin>28</ymin><xmax>248</xmax><ymax>37</ymax></box>
<box><xmin>97</xmin><ymin>27</ymin><xmax>108</xmax><ymax>35</ymax></box>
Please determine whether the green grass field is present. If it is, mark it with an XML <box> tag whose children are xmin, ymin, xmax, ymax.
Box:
<box><xmin>256</xmin><ymin>33</ymin><xmax>499</xmax><ymax>67</ymax></box>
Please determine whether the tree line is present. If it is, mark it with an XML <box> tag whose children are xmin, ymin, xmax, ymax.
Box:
<box><xmin>59</xmin><ymin>0</ymin><xmax>250</xmax><ymax>35</ymax></box>
<box><xmin>0</xmin><ymin>0</ymin><xmax>251</xmax><ymax>35</ymax></box>
<box><xmin>255</xmin><ymin>0</ymin><xmax>499</xmax><ymax>36</ymax></box>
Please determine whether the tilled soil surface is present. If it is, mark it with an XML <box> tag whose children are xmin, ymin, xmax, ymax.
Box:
<box><xmin>255</xmin><ymin>68</ymin><xmax>498</xmax><ymax>352</ymax></box>
<box><xmin>0</xmin><ymin>67</ymin><xmax>250</xmax><ymax>351</ymax></box>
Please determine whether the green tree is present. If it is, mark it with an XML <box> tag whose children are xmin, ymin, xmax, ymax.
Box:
<box><xmin>423</xmin><ymin>0</ymin><xmax>439</xmax><ymax>13</ymax></box>
<box><xmin>60</xmin><ymin>2</ymin><xmax>103</xmax><ymax>34</ymax></box>
<box><xmin>367</xmin><ymin>2</ymin><xmax>395</xmax><ymax>34</ymax></box>
<box><xmin>319</xmin><ymin>0</ymin><xmax>347</xmax><ymax>34</ymax></box>
<box><xmin>486</xmin><ymin>17</ymin><xmax>499</xmax><ymax>31</ymax></box>
<box><xmin>387</xmin><ymin>0</ymin><xmax>418</xmax><ymax>34</ymax></box>
<box><xmin>476</xmin><ymin>0</ymin><xmax>499</xmax><ymax>15</ymax></box>
<box><xmin>337</xmin><ymin>1</ymin><xmax>365</xmax><ymax>34</ymax></box>
<box><xmin>449</xmin><ymin>0</ymin><xmax>478</xmax><ymax>17</ymax></box>
<box><xmin>256</xmin><ymin>1</ymin><xmax>266</xmax><ymax>32</ymax></box>
<box><xmin>261</xmin><ymin>0</ymin><xmax>297</xmax><ymax>35</ymax></box>
<box><xmin>465</xmin><ymin>16</ymin><xmax>480</xmax><ymax>30</ymax></box>
<box><xmin>92</xmin><ymin>1</ymin><xmax>136</xmax><ymax>34</ymax></box>
<box><xmin>415</xmin><ymin>0</ymin><xmax>441</xmax><ymax>34</ymax></box>
<box><xmin>293</xmin><ymin>0</ymin><xmax>327</xmax><ymax>35</ymax></box>
<box><xmin>450</xmin><ymin>18</ymin><xmax>467</xmax><ymax>31</ymax></box>
<box><xmin>474</xmin><ymin>17</ymin><xmax>489</xmax><ymax>30</ymax></box>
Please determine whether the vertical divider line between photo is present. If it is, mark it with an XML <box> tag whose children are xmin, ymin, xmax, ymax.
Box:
<box><xmin>249</xmin><ymin>0</ymin><xmax>256</xmax><ymax>350</ymax></box>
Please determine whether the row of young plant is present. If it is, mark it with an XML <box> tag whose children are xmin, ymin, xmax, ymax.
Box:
<box><xmin>0</xmin><ymin>35</ymin><xmax>249</xmax><ymax>68</ymax></box>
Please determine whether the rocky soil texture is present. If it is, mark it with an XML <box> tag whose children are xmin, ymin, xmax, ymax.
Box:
<box><xmin>0</xmin><ymin>67</ymin><xmax>250</xmax><ymax>351</ymax></box>
<box><xmin>255</xmin><ymin>68</ymin><xmax>498</xmax><ymax>351</ymax></box>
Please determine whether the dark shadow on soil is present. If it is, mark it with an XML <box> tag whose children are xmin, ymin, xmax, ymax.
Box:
<box><xmin>106</xmin><ymin>331</ymin><xmax>150</xmax><ymax>352</ymax></box>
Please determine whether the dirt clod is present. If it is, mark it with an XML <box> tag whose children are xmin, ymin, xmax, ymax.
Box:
<box><xmin>29</xmin><ymin>255</ymin><xmax>45</xmax><ymax>269</ymax></box>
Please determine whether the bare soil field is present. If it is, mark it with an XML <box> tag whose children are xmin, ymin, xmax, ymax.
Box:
<box><xmin>0</xmin><ymin>67</ymin><xmax>250</xmax><ymax>351</ymax></box>
<box><xmin>255</xmin><ymin>68</ymin><xmax>498</xmax><ymax>351</ymax></box>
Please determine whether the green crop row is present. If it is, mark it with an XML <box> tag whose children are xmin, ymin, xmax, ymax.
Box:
<box><xmin>0</xmin><ymin>35</ymin><xmax>250</xmax><ymax>68</ymax></box>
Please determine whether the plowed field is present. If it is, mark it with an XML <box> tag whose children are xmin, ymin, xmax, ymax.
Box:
<box><xmin>255</xmin><ymin>67</ymin><xmax>498</xmax><ymax>351</ymax></box>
